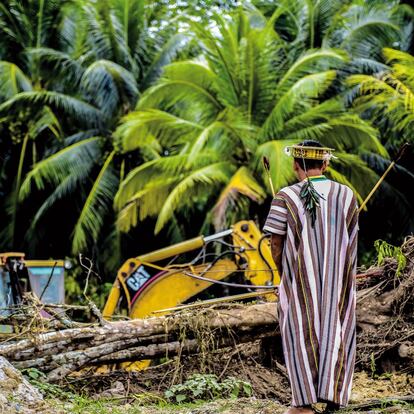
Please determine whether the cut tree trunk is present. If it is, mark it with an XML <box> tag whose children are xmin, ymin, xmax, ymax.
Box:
<box><xmin>0</xmin><ymin>302</ymin><xmax>278</xmax><ymax>381</ymax></box>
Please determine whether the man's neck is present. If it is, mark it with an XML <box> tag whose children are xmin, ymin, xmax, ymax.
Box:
<box><xmin>297</xmin><ymin>169</ymin><xmax>324</xmax><ymax>181</ymax></box>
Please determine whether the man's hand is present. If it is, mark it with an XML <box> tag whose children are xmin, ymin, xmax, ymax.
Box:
<box><xmin>270</xmin><ymin>234</ymin><xmax>285</xmax><ymax>276</ymax></box>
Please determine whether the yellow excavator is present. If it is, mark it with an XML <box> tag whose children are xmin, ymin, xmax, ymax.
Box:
<box><xmin>102</xmin><ymin>220</ymin><xmax>279</xmax><ymax>369</ymax></box>
<box><xmin>103</xmin><ymin>220</ymin><xmax>279</xmax><ymax>321</ymax></box>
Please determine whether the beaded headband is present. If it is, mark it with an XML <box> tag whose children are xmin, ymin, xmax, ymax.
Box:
<box><xmin>284</xmin><ymin>145</ymin><xmax>336</xmax><ymax>161</ymax></box>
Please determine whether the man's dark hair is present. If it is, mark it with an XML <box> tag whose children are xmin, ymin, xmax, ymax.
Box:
<box><xmin>294</xmin><ymin>140</ymin><xmax>324</xmax><ymax>171</ymax></box>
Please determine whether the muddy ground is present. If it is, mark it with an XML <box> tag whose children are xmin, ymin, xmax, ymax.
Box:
<box><xmin>3</xmin><ymin>367</ymin><xmax>413</xmax><ymax>414</ymax></box>
<box><xmin>2</xmin><ymin>338</ymin><xmax>413</xmax><ymax>413</ymax></box>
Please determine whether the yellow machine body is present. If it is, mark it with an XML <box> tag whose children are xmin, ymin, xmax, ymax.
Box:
<box><xmin>103</xmin><ymin>220</ymin><xmax>278</xmax><ymax>320</ymax></box>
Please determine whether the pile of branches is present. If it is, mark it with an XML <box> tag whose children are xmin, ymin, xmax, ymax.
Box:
<box><xmin>356</xmin><ymin>237</ymin><xmax>414</xmax><ymax>373</ymax></box>
<box><xmin>0</xmin><ymin>237</ymin><xmax>413</xmax><ymax>383</ymax></box>
<box><xmin>0</xmin><ymin>301</ymin><xmax>278</xmax><ymax>382</ymax></box>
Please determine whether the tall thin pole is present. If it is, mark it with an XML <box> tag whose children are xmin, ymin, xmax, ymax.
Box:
<box><xmin>263</xmin><ymin>156</ymin><xmax>276</xmax><ymax>197</ymax></box>
<box><xmin>358</xmin><ymin>143</ymin><xmax>411</xmax><ymax>213</ymax></box>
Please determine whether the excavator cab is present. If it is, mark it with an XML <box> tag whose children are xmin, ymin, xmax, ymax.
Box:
<box><xmin>0</xmin><ymin>253</ymin><xmax>66</xmax><ymax>332</ymax></box>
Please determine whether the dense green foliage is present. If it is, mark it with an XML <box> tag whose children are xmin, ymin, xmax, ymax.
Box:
<box><xmin>0</xmin><ymin>0</ymin><xmax>413</xmax><ymax>275</ymax></box>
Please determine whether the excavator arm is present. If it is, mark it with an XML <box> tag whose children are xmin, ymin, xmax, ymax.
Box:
<box><xmin>103</xmin><ymin>220</ymin><xmax>279</xmax><ymax>320</ymax></box>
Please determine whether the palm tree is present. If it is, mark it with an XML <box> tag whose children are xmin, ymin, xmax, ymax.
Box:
<box><xmin>255</xmin><ymin>0</ymin><xmax>410</xmax><ymax>60</ymax></box>
<box><xmin>0</xmin><ymin>0</ymin><xmax>77</xmax><ymax>247</ymax></box>
<box><xmin>114</xmin><ymin>9</ymin><xmax>388</xmax><ymax>236</ymax></box>
<box><xmin>0</xmin><ymin>0</ymin><xmax>186</xmax><ymax>259</ymax></box>
<box><xmin>347</xmin><ymin>48</ymin><xmax>414</xmax><ymax>237</ymax></box>
<box><xmin>348</xmin><ymin>48</ymin><xmax>414</xmax><ymax>145</ymax></box>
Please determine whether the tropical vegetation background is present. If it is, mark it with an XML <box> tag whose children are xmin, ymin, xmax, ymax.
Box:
<box><xmin>1</xmin><ymin>0</ymin><xmax>413</xmax><ymax>281</ymax></box>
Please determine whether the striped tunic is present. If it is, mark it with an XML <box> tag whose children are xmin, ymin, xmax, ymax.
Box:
<box><xmin>264</xmin><ymin>178</ymin><xmax>358</xmax><ymax>407</ymax></box>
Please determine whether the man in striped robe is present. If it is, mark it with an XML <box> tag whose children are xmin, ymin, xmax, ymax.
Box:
<box><xmin>264</xmin><ymin>140</ymin><xmax>358</xmax><ymax>414</ymax></box>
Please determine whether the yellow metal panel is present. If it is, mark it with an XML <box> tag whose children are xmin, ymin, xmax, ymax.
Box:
<box><xmin>0</xmin><ymin>252</ymin><xmax>25</xmax><ymax>264</ymax></box>
<box><xmin>231</xmin><ymin>220</ymin><xmax>279</xmax><ymax>301</ymax></box>
<box><xmin>0</xmin><ymin>252</ymin><xmax>25</xmax><ymax>258</ymax></box>
<box><xmin>138</xmin><ymin>236</ymin><xmax>205</xmax><ymax>263</ymax></box>
<box><xmin>102</xmin><ymin>280</ymin><xmax>122</xmax><ymax>319</ymax></box>
<box><xmin>0</xmin><ymin>254</ymin><xmax>64</xmax><ymax>267</ymax></box>
<box><xmin>24</xmin><ymin>260</ymin><xmax>65</xmax><ymax>267</ymax></box>
<box><xmin>129</xmin><ymin>259</ymin><xmax>238</xmax><ymax>319</ymax></box>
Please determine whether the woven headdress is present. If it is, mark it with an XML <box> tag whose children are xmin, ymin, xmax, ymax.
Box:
<box><xmin>284</xmin><ymin>145</ymin><xmax>336</xmax><ymax>161</ymax></box>
<box><xmin>285</xmin><ymin>144</ymin><xmax>336</xmax><ymax>226</ymax></box>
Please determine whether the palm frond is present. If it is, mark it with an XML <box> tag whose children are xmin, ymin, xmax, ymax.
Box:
<box><xmin>72</xmin><ymin>151</ymin><xmax>118</xmax><ymax>253</ymax></box>
<box><xmin>0</xmin><ymin>91</ymin><xmax>105</xmax><ymax>128</ymax></box>
<box><xmin>328</xmin><ymin>1</ymin><xmax>403</xmax><ymax>59</ymax></box>
<box><xmin>348</xmin><ymin>72</ymin><xmax>414</xmax><ymax>136</ymax></box>
<box><xmin>81</xmin><ymin>59</ymin><xmax>138</xmax><ymax>116</ymax></box>
<box><xmin>111</xmin><ymin>0</ymin><xmax>145</xmax><ymax>54</ymax></box>
<box><xmin>155</xmin><ymin>162</ymin><xmax>235</xmax><ymax>234</ymax></box>
<box><xmin>137</xmin><ymin>77</ymin><xmax>221</xmax><ymax>119</ymax></box>
<box><xmin>0</xmin><ymin>61</ymin><xmax>32</xmax><ymax>100</ymax></box>
<box><xmin>347</xmin><ymin>57</ymin><xmax>389</xmax><ymax>74</ymax></box>
<box><xmin>114</xmin><ymin>109</ymin><xmax>202</xmax><ymax>153</ymax></box>
<box><xmin>28</xmin><ymin>106</ymin><xmax>62</xmax><ymax>140</ymax></box>
<box><xmin>243</xmin><ymin>26</ymin><xmax>283</xmax><ymax>122</ymax></box>
<box><xmin>114</xmin><ymin>154</ymin><xmax>191</xmax><ymax>211</ymax></box>
<box><xmin>26</xmin><ymin>163</ymin><xmax>92</xmax><ymax>237</ymax></box>
<box><xmin>141</xmin><ymin>33</ymin><xmax>189</xmax><ymax>89</ymax></box>
<box><xmin>19</xmin><ymin>137</ymin><xmax>101</xmax><ymax>199</ymax></box>
<box><xmin>212</xmin><ymin>166</ymin><xmax>266</xmax><ymax>230</ymax></box>
<box><xmin>262</xmin><ymin>70</ymin><xmax>337</xmax><ymax>139</ymax></box>
<box><xmin>58</xmin><ymin>1</ymin><xmax>89</xmax><ymax>56</ymax></box>
<box><xmin>64</xmin><ymin>129</ymin><xmax>101</xmax><ymax>145</ymax></box>
<box><xmin>383</xmin><ymin>47</ymin><xmax>414</xmax><ymax>87</ymax></box>
<box><xmin>283</xmin><ymin>123</ymin><xmax>334</xmax><ymax>142</ymax></box>
<box><xmin>138</xmin><ymin>60</ymin><xmax>221</xmax><ymax>123</ymax></box>
<box><xmin>82</xmin><ymin>0</ymin><xmax>131</xmax><ymax>67</ymax></box>
<box><xmin>161</xmin><ymin>61</ymin><xmax>217</xmax><ymax>95</ymax></box>
<box><xmin>276</xmin><ymin>49</ymin><xmax>346</xmax><ymax>93</ymax></box>
<box><xmin>0</xmin><ymin>3</ymin><xmax>28</xmax><ymax>53</ymax></box>
<box><xmin>363</xmin><ymin>152</ymin><xmax>414</xmax><ymax>181</ymax></box>
<box><xmin>189</xmin><ymin>18</ymin><xmax>240</xmax><ymax>107</ymax></box>
<box><xmin>26</xmin><ymin>47</ymin><xmax>85</xmax><ymax>86</ymax></box>
<box><xmin>322</xmin><ymin>114</ymin><xmax>388</xmax><ymax>157</ymax></box>
<box><xmin>116</xmin><ymin>178</ymin><xmax>176</xmax><ymax>232</ymax></box>
<box><xmin>187</xmin><ymin>111</ymin><xmax>255</xmax><ymax>163</ymax></box>
<box><xmin>315</xmin><ymin>0</ymin><xmax>344</xmax><ymax>41</ymax></box>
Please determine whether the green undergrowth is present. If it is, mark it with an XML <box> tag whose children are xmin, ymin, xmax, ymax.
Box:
<box><xmin>164</xmin><ymin>374</ymin><xmax>252</xmax><ymax>403</ymax></box>
<box><xmin>374</xmin><ymin>239</ymin><xmax>407</xmax><ymax>276</ymax></box>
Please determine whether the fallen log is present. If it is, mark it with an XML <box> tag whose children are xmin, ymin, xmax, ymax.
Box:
<box><xmin>0</xmin><ymin>302</ymin><xmax>278</xmax><ymax>380</ymax></box>
<box><xmin>14</xmin><ymin>327</ymin><xmax>275</xmax><ymax>371</ymax></box>
<box><xmin>0</xmin><ymin>302</ymin><xmax>277</xmax><ymax>360</ymax></box>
